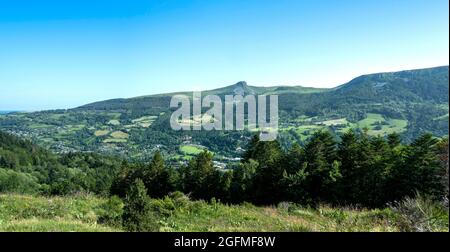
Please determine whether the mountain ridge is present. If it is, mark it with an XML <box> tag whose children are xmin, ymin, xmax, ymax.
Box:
<box><xmin>77</xmin><ymin>66</ymin><xmax>448</xmax><ymax>110</ymax></box>
<box><xmin>0</xmin><ymin>66</ymin><xmax>448</xmax><ymax>161</ymax></box>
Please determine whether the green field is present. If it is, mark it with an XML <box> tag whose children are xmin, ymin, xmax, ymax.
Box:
<box><xmin>435</xmin><ymin>113</ymin><xmax>449</xmax><ymax>121</ymax></box>
<box><xmin>179</xmin><ymin>145</ymin><xmax>205</xmax><ymax>155</ymax></box>
<box><xmin>357</xmin><ymin>113</ymin><xmax>408</xmax><ymax>136</ymax></box>
<box><xmin>94</xmin><ymin>130</ymin><xmax>110</xmax><ymax>136</ymax></box>
<box><xmin>108</xmin><ymin>119</ymin><xmax>121</xmax><ymax>126</ymax></box>
<box><xmin>282</xmin><ymin>113</ymin><xmax>409</xmax><ymax>142</ymax></box>
<box><xmin>103</xmin><ymin>138</ymin><xmax>127</xmax><ymax>143</ymax></box>
<box><xmin>0</xmin><ymin>194</ymin><xmax>411</xmax><ymax>232</ymax></box>
<box><xmin>318</xmin><ymin>118</ymin><xmax>349</xmax><ymax>126</ymax></box>
<box><xmin>0</xmin><ymin>194</ymin><xmax>119</xmax><ymax>232</ymax></box>
<box><xmin>131</xmin><ymin>116</ymin><xmax>158</xmax><ymax>128</ymax></box>
<box><xmin>110</xmin><ymin>131</ymin><xmax>129</xmax><ymax>139</ymax></box>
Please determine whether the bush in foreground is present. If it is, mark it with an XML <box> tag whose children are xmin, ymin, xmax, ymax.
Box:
<box><xmin>122</xmin><ymin>179</ymin><xmax>160</xmax><ymax>232</ymax></box>
<box><xmin>390</xmin><ymin>194</ymin><xmax>449</xmax><ymax>232</ymax></box>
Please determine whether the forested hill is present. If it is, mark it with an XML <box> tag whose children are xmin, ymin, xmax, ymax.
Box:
<box><xmin>78</xmin><ymin>66</ymin><xmax>448</xmax><ymax>110</ymax></box>
<box><xmin>75</xmin><ymin>66</ymin><xmax>449</xmax><ymax>142</ymax></box>
<box><xmin>0</xmin><ymin>131</ymin><xmax>123</xmax><ymax>195</ymax></box>
<box><xmin>334</xmin><ymin>66</ymin><xmax>449</xmax><ymax>102</ymax></box>
<box><xmin>0</xmin><ymin>131</ymin><xmax>56</xmax><ymax>168</ymax></box>
<box><xmin>0</xmin><ymin>66</ymin><xmax>448</xmax><ymax>161</ymax></box>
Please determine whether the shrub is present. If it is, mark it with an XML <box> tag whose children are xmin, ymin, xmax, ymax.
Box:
<box><xmin>122</xmin><ymin>179</ymin><xmax>160</xmax><ymax>232</ymax></box>
<box><xmin>390</xmin><ymin>194</ymin><xmax>449</xmax><ymax>232</ymax></box>
<box><xmin>97</xmin><ymin>195</ymin><xmax>124</xmax><ymax>227</ymax></box>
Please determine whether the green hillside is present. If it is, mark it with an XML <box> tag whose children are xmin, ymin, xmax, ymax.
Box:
<box><xmin>2</xmin><ymin>193</ymin><xmax>447</xmax><ymax>232</ymax></box>
<box><xmin>0</xmin><ymin>66</ymin><xmax>448</xmax><ymax>162</ymax></box>
<box><xmin>0</xmin><ymin>129</ymin><xmax>448</xmax><ymax>232</ymax></box>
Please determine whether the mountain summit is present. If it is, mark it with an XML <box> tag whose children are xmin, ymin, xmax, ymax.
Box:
<box><xmin>231</xmin><ymin>81</ymin><xmax>254</xmax><ymax>95</ymax></box>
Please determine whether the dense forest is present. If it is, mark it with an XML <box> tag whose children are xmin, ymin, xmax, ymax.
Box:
<box><xmin>0</xmin><ymin>131</ymin><xmax>122</xmax><ymax>195</ymax></box>
<box><xmin>1</xmin><ymin>130</ymin><xmax>448</xmax><ymax>208</ymax></box>
<box><xmin>1</xmin><ymin>129</ymin><xmax>449</xmax><ymax>231</ymax></box>
<box><xmin>111</xmin><ymin>131</ymin><xmax>449</xmax><ymax>208</ymax></box>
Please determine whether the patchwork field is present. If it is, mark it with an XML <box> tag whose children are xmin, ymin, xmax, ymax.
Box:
<box><xmin>356</xmin><ymin>113</ymin><xmax>408</xmax><ymax>135</ymax></box>
<box><xmin>281</xmin><ymin>113</ymin><xmax>409</xmax><ymax>141</ymax></box>
<box><xmin>180</xmin><ymin>145</ymin><xmax>206</xmax><ymax>155</ymax></box>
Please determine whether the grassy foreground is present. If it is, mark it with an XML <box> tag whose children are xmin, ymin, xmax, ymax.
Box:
<box><xmin>0</xmin><ymin>194</ymin><xmax>447</xmax><ymax>232</ymax></box>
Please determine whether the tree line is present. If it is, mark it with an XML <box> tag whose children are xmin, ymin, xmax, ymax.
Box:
<box><xmin>111</xmin><ymin>130</ymin><xmax>449</xmax><ymax>208</ymax></box>
<box><xmin>0</xmin><ymin>131</ymin><xmax>122</xmax><ymax>195</ymax></box>
<box><xmin>1</xmin><ymin>129</ymin><xmax>448</xmax><ymax>208</ymax></box>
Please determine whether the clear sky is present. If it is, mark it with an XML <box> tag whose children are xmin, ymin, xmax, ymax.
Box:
<box><xmin>0</xmin><ymin>0</ymin><xmax>448</xmax><ymax>110</ymax></box>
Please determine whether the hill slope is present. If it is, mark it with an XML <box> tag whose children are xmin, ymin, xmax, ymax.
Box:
<box><xmin>0</xmin><ymin>66</ymin><xmax>448</xmax><ymax>161</ymax></box>
<box><xmin>0</xmin><ymin>193</ymin><xmax>403</xmax><ymax>232</ymax></box>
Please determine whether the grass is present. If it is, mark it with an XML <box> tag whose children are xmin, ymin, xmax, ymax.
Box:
<box><xmin>108</xmin><ymin>119</ymin><xmax>121</xmax><ymax>126</ymax></box>
<box><xmin>317</xmin><ymin>118</ymin><xmax>349</xmax><ymax>126</ymax></box>
<box><xmin>101</xmin><ymin>131</ymin><xmax>130</xmax><ymax>144</ymax></box>
<box><xmin>110</xmin><ymin>131</ymin><xmax>129</xmax><ymax>139</ymax></box>
<box><xmin>66</xmin><ymin>124</ymin><xmax>86</xmax><ymax>131</ymax></box>
<box><xmin>356</xmin><ymin>113</ymin><xmax>408</xmax><ymax>136</ymax></box>
<box><xmin>179</xmin><ymin>145</ymin><xmax>205</xmax><ymax>155</ymax></box>
<box><xmin>94</xmin><ymin>130</ymin><xmax>110</xmax><ymax>136</ymax></box>
<box><xmin>281</xmin><ymin>125</ymin><xmax>324</xmax><ymax>141</ymax></box>
<box><xmin>0</xmin><ymin>194</ymin><xmax>397</xmax><ymax>232</ymax></box>
<box><xmin>434</xmin><ymin>113</ymin><xmax>449</xmax><ymax>121</ymax></box>
<box><xmin>159</xmin><ymin>201</ymin><xmax>398</xmax><ymax>232</ymax></box>
<box><xmin>0</xmin><ymin>193</ymin><xmax>425</xmax><ymax>232</ymax></box>
<box><xmin>103</xmin><ymin>138</ymin><xmax>127</xmax><ymax>143</ymax></box>
<box><xmin>0</xmin><ymin>194</ymin><xmax>120</xmax><ymax>232</ymax></box>
<box><xmin>357</xmin><ymin>113</ymin><xmax>385</xmax><ymax>128</ymax></box>
<box><xmin>131</xmin><ymin>116</ymin><xmax>158</xmax><ymax>128</ymax></box>
<box><xmin>1</xmin><ymin>219</ymin><xmax>117</xmax><ymax>232</ymax></box>
<box><xmin>28</xmin><ymin>123</ymin><xmax>52</xmax><ymax>129</ymax></box>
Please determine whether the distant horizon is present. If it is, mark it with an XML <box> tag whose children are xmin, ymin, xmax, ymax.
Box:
<box><xmin>1</xmin><ymin>0</ymin><xmax>448</xmax><ymax>110</ymax></box>
<box><xmin>1</xmin><ymin>64</ymin><xmax>448</xmax><ymax>112</ymax></box>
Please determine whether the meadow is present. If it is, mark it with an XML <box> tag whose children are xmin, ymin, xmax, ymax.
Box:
<box><xmin>1</xmin><ymin>193</ymin><xmax>447</xmax><ymax>232</ymax></box>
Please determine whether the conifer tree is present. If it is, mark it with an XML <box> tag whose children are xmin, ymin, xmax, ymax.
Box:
<box><xmin>122</xmin><ymin>179</ymin><xmax>159</xmax><ymax>232</ymax></box>
<box><xmin>142</xmin><ymin>151</ymin><xmax>176</xmax><ymax>198</ymax></box>
<box><xmin>182</xmin><ymin>150</ymin><xmax>215</xmax><ymax>199</ymax></box>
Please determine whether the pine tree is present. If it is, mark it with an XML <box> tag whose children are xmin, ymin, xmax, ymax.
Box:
<box><xmin>242</xmin><ymin>134</ymin><xmax>260</xmax><ymax>162</ymax></box>
<box><xmin>405</xmin><ymin>134</ymin><xmax>443</xmax><ymax>198</ymax></box>
<box><xmin>436</xmin><ymin>138</ymin><xmax>449</xmax><ymax>205</ymax></box>
<box><xmin>302</xmin><ymin>131</ymin><xmax>340</xmax><ymax>203</ymax></box>
<box><xmin>230</xmin><ymin>160</ymin><xmax>258</xmax><ymax>203</ymax></box>
<box><xmin>182</xmin><ymin>150</ymin><xmax>215</xmax><ymax>199</ymax></box>
<box><xmin>122</xmin><ymin>179</ymin><xmax>159</xmax><ymax>232</ymax></box>
<box><xmin>142</xmin><ymin>151</ymin><xmax>176</xmax><ymax>198</ymax></box>
<box><xmin>249</xmin><ymin>139</ymin><xmax>284</xmax><ymax>204</ymax></box>
<box><xmin>387</xmin><ymin>132</ymin><xmax>402</xmax><ymax>148</ymax></box>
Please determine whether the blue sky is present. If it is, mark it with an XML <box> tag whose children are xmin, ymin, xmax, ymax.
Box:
<box><xmin>0</xmin><ymin>0</ymin><xmax>448</xmax><ymax>110</ymax></box>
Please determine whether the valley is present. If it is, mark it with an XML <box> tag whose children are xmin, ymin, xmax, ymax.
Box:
<box><xmin>0</xmin><ymin>67</ymin><xmax>448</xmax><ymax>166</ymax></box>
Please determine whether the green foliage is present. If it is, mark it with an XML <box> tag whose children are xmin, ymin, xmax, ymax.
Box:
<box><xmin>122</xmin><ymin>179</ymin><xmax>160</xmax><ymax>232</ymax></box>
<box><xmin>180</xmin><ymin>150</ymin><xmax>216</xmax><ymax>199</ymax></box>
<box><xmin>107</xmin><ymin>130</ymin><xmax>449</xmax><ymax>210</ymax></box>
<box><xmin>142</xmin><ymin>151</ymin><xmax>177</xmax><ymax>198</ymax></box>
<box><xmin>2</xmin><ymin>193</ymin><xmax>423</xmax><ymax>232</ymax></box>
<box><xmin>0</xmin><ymin>168</ymin><xmax>41</xmax><ymax>194</ymax></box>
<box><xmin>0</xmin><ymin>194</ymin><xmax>120</xmax><ymax>231</ymax></box>
<box><xmin>242</xmin><ymin>135</ymin><xmax>285</xmax><ymax>204</ymax></box>
<box><xmin>230</xmin><ymin>159</ymin><xmax>258</xmax><ymax>203</ymax></box>
<box><xmin>0</xmin><ymin>131</ymin><xmax>122</xmax><ymax>195</ymax></box>
<box><xmin>301</xmin><ymin>131</ymin><xmax>341</xmax><ymax>203</ymax></box>
<box><xmin>97</xmin><ymin>195</ymin><xmax>124</xmax><ymax>227</ymax></box>
<box><xmin>390</xmin><ymin>194</ymin><xmax>449</xmax><ymax>232</ymax></box>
